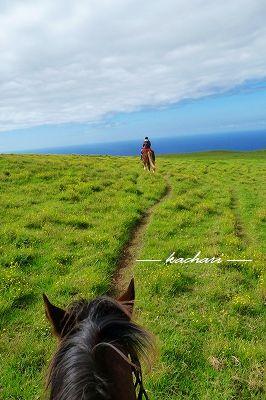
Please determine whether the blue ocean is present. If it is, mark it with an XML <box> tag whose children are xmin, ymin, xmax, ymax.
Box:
<box><xmin>21</xmin><ymin>130</ymin><xmax>265</xmax><ymax>156</ymax></box>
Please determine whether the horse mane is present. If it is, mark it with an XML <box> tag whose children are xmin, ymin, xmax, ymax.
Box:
<box><xmin>47</xmin><ymin>296</ymin><xmax>152</xmax><ymax>400</ymax></box>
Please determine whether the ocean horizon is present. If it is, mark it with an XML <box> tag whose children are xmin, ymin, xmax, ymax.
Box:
<box><xmin>6</xmin><ymin>130</ymin><xmax>266</xmax><ymax>156</ymax></box>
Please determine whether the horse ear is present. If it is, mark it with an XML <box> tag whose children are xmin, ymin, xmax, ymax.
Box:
<box><xmin>118</xmin><ymin>279</ymin><xmax>135</xmax><ymax>315</ymax></box>
<box><xmin>43</xmin><ymin>294</ymin><xmax>68</xmax><ymax>337</ymax></box>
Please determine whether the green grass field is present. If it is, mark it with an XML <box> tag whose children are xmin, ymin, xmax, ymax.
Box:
<box><xmin>0</xmin><ymin>152</ymin><xmax>265</xmax><ymax>399</ymax></box>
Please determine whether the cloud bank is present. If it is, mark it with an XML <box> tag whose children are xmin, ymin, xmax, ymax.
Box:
<box><xmin>0</xmin><ymin>0</ymin><xmax>266</xmax><ymax>132</ymax></box>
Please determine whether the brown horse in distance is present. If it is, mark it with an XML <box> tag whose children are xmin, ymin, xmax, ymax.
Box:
<box><xmin>142</xmin><ymin>150</ymin><xmax>155</xmax><ymax>173</ymax></box>
<box><xmin>43</xmin><ymin>279</ymin><xmax>152</xmax><ymax>400</ymax></box>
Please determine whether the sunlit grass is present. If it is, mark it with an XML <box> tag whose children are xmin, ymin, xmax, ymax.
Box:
<box><xmin>0</xmin><ymin>151</ymin><xmax>265</xmax><ymax>399</ymax></box>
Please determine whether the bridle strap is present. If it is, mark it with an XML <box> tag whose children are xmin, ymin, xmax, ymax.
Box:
<box><xmin>95</xmin><ymin>344</ymin><xmax>150</xmax><ymax>400</ymax></box>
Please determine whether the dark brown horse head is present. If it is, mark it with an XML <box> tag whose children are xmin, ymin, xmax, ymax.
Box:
<box><xmin>43</xmin><ymin>279</ymin><xmax>152</xmax><ymax>400</ymax></box>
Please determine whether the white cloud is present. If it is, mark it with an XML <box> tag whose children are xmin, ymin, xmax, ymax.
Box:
<box><xmin>0</xmin><ymin>0</ymin><xmax>266</xmax><ymax>132</ymax></box>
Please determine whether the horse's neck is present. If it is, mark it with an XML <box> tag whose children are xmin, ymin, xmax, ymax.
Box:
<box><xmin>96</xmin><ymin>346</ymin><xmax>137</xmax><ymax>400</ymax></box>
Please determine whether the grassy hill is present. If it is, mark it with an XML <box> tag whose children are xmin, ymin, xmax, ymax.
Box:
<box><xmin>0</xmin><ymin>152</ymin><xmax>265</xmax><ymax>399</ymax></box>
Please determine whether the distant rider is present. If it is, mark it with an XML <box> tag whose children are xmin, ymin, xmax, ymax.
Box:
<box><xmin>142</xmin><ymin>137</ymin><xmax>151</xmax><ymax>149</ymax></box>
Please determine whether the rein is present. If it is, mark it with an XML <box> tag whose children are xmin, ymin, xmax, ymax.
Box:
<box><xmin>131</xmin><ymin>353</ymin><xmax>149</xmax><ymax>400</ymax></box>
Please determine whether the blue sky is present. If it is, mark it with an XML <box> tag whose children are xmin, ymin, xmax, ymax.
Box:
<box><xmin>0</xmin><ymin>1</ymin><xmax>266</xmax><ymax>152</ymax></box>
<box><xmin>1</xmin><ymin>81</ymin><xmax>266</xmax><ymax>152</ymax></box>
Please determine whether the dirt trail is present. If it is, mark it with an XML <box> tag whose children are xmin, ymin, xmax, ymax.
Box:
<box><xmin>110</xmin><ymin>180</ymin><xmax>172</xmax><ymax>296</ymax></box>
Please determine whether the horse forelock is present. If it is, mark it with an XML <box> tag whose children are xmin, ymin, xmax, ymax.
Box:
<box><xmin>47</xmin><ymin>296</ymin><xmax>152</xmax><ymax>400</ymax></box>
